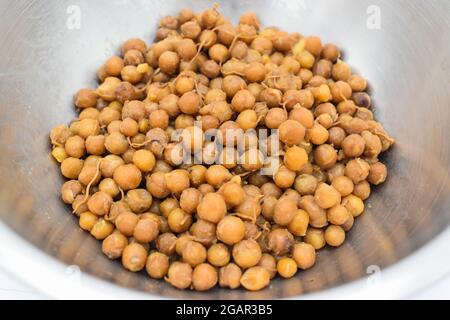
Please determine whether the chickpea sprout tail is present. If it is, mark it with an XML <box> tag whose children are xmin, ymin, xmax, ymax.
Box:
<box><xmin>50</xmin><ymin>5</ymin><xmax>394</xmax><ymax>292</ymax></box>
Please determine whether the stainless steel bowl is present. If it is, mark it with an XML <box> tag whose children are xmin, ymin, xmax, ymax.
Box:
<box><xmin>0</xmin><ymin>0</ymin><xmax>449</xmax><ymax>299</ymax></box>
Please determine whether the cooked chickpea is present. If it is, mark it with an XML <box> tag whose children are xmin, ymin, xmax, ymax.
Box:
<box><xmin>166</xmin><ymin>261</ymin><xmax>193</xmax><ymax>289</ymax></box>
<box><xmin>182</xmin><ymin>240</ymin><xmax>207</xmax><ymax>267</ymax></box>
<box><xmin>217</xmin><ymin>215</ymin><xmax>246</xmax><ymax>245</ymax></box>
<box><xmin>288</xmin><ymin>209</ymin><xmax>309</xmax><ymax>236</ymax></box>
<box><xmin>342</xmin><ymin>194</ymin><xmax>365</xmax><ymax>217</ymax></box>
<box><xmin>277</xmin><ymin>257</ymin><xmax>298</xmax><ymax>278</ymax></box>
<box><xmin>324</xmin><ymin>225</ymin><xmax>346</xmax><ymax>247</ymax></box>
<box><xmin>197</xmin><ymin>192</ymin><xmax>227</xmax><ymax>224</ymax></box>
<box><xmin>146</xmin><ymin>252</ymin><xmax>169</xmax><ymax>279</ymax></box>
<box><xmin>207</xmin><ymin>243</ymin><xmax>230</xmax><ymax>267</ymax></box>
<box><xmin>240</xmin><ymin>266</ymin><xmax>270</xmax><ymax>291</ymax></box>
<box><xmin>90</xmin><ymin>218</ymin><xmax>114</xmax><ymax>240</ymax></box>
<box><xmin>267</xmin><ymin>228</ymin><xmax>294</xmax><ymax>256</ymax></box>
<box><xmin>314</xmin><ymin>183</ymin><xmax>341</xmax><ymax>209</ymax></box>
<box><xmin>102</xmin><ymin>232</ymin><xmax>128</xmax><ymax>259</ymax></box>
<box><xmin>219</xmin><ymin>263</ymin><xmax>242</xmax><ymax>289</ymax></box>
<box><xmin>168</xmin><ymin>208</ymin><xmax>193</xmax><ymax>233</ymax></box>
<box><xmin>51</xmin><ymin>7</ymin><xmax>393</xmax><ymax>292</ymax></box>
<box><xmin>232</xmin><ymin>239</ymin><xmax>262</xmax><ymax>269</ymax></box>
<box><xmin>292</xmin><ymin>242</ymin><xmax>316</xmax><ymax>270</ymax></box>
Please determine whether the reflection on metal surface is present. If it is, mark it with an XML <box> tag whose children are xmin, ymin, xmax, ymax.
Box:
<box><xmin>0</xmin><ymin>0</ymin><xmax>449</xmax><ymax>299</ymax></box>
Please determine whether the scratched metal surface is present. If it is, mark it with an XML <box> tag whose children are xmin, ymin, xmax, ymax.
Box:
<box><xmin>0</xmin><ymin>0</ymin><xmax>449</xmax><ymax>299</ymax></box>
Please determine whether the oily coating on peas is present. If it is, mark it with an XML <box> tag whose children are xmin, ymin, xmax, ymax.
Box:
<box><xmin>50</xmin><ymin>5</ymin><xmax>394</xmax><ymax>293</ymax></box>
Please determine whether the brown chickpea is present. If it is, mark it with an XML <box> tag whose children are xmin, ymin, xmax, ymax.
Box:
<box><xmin>230</xmin><ymin>89</ymin><xmax>255</xmax><ymax>113</ymax></box>
<box><xmin>190</xmin><ymin>219</ymin><xmax>216</xmax><ymax>246</ymax></box>
<box><xmin>61</xmin><ymin>180</ymin><xmax>83</xmax><ymax>204</ymax></box>
<box><xmin>219</xmin><ymin>181</ymin><xmax>245</xmax><ymax>207</ymax></box>
<box><xmin>324</xmin><ymin>225</ymin><xmax>346</xmax><ymax>247</ymax></box>
<box><xmin>105</xmin><ymin>132</ymin><xmax>128</xmax><ymax>155</ymax></box>
<box><xmin>99</xmin><ymin>107</ymin><xmax>121</xmax><ymax>127</ymax></box>
<box><xmin>240</xmin><ymin>266</ymin><xmax>270</xmax><ymax>291</ymax></box>
<box><xmin>314</xmin><ymin>144</ymin><xmax>337</xmax><ymax>170</ymax></box>
<box><xmin>284</xmin><ymin>146</ymin><xmax>308</xmax><ymax>172</ymax></box>
<box><xmin>336</xmin><ymin>100</ymin><xmax>357</xmax><ymax>115</ymax></box>
<box><xmin>342</xmin><ymin>134</ymin><xmax>365</xmax><ymax>158</ymax></box>
<box><xmin>314</xmin><ymin>183</ymin><xmax>341</xmax><ymax>209</ymax></box>
<box><xmin>243</xmin><ymin>185</ymin><xmax>262</xmax><ymax>198</ymax></box>
<box><xmin>278</xmin><ymin>120</ymin><xmax>305</xmax><ymax>146</ymax></box>
<box><xmin>219</xmin><ymin>263</ymin><xmax>242</xmax><ymax>289</ymax></box>
<box><xmin>113</xmin><ymin>164</ymin><xmax>142</xmax><ymax>190</ymax></box>
<box><xmin>168</xmin><ymin>208</ymin><xmax>193</xmax><ymax>233</ymax></box>
<box><xmin>267</xmin><ymin>228</ymin><xmax>294</xmax><ymax>256</ymax></box>
<box><xmin>218</xmin><ymin>147</ymin><xmax>238</xmax><ymax>169</ymax></box>
<box><xmin>119</xmin><ymin>118</ymin><xmax>138</xmax><ymax>137</ymax></box>
<box><xmin>294</xmin><ymin>174</ymin><xmax>318</xmax><ymax>195</ymax></box>
<box><xmin>61</xmin><ymin>157</ymin><xmax>84</xmax><ymax>179</ymax></box>
<box><xmin>292</xmin><ymin>242</ymin><xmax>316</xmax><ymax>270</ymax></box>
<box><xmin>342</xmin><ymin>213</ymin><xmax>355</xmax><ymax>232</ymax></box>
<box><xmin>133</xmin><ymin>217</ymin><xmax>159</xmax><ymax>243</ymax></box>
<box><xmin>91</xmin><ymin>218</ymin><xmax>114</xmax><ymax>240</ymax></box>
<box><xmin>288</xmin><ymin>209</ymin><xmax>310</xmax><ymax>236</ymax></box>
<box><xmin>299</xmin><ymin>195</ymin><xmax>327</xmax><ymax>228</ymax></box>
<box><xmin>146</xmin><ymin>252</ymin><xmax>169</xmax><ymax>279</ymax></box>
<box><xmin>273</xmin><ymin>165</ymin><xmax>296</xmax><ymax>189</ymax></box>
<box><xmin>277</xmin><ymin>257</ymin><xmax>298</xmax><ymax>278</ymax></box>
<box><xmin>79</xmin><ymin>211</ymin><xmax>98</xmax><ymax>231</ymax></box>
<box><xmin>332</xmin><ymin>60</ymin><xmax>351</xmax><ymax>81</ymax></box>
<box><xmin>331</xmin><ymin>175</ymin><xmax>354</xmax><ymax>197</ymax></box>
<box><xmin>273</xmin><ymin>197</ymin><xmax>297</xmax><ymax>226</ymax></box>
<box><xmin>85</xmin><ymin>135</ymin><xmax>106</xmax><ymax>156</ymax></box>
<box><xmin>156</xmin><ymin>232</ymin><xmax>177</xmax><ymax>256</ymax></box>
<box><xmin>146</xmin><ymin>172</ymin><xmax>170</xmax><ymax>199</ymax></box>
<box><xmin>222</xmin><ymin>75</ymin><xmax>247</xmax><ymax>98</ymax></box>
<box><xmin>102</xmin><ymin>232</ymin><xmax>128</xmax><ymax>259</ymax></box>
<box><xmin>342</xmin><ymin>194</ymin><xmax>364</xmax><ymax>217</ymax></box>
<box><xmin>87</xmin><ymin>191</ymin><xmax>112</xmax><ymax>216</ymax></box>
<box><xmin>115</xmin><ymin>211</ymin><xmax>139</xmax><ymax>236</ymax></box>
<box><xmin>348</xmin><ymin>74</ymin><xmax>367</xmax><ymax>92</ymax></box>
<box><xmin>75</xmin><ymin>89</ymin><xmax>98</xmax><ymax>109</ymax></box>
<box><xmin>232</xmin><ymin>239</ymin><xmax>262</xmax><ymax>269</ymax></box>
<box><xmin>368</xmin><ymin>162</ymin><xmax>387</xmax><ymax>185</ymax></box>
<box><xmin>198</xmin><ymin>183</ymin><xmax>215</xmax><ymax>195</ymax></box>
<box><xmin>164</xmin><ymin>169</ymin><xmax>190</xmax><ymax>194</ymax></box>
<box><xmin>240</xmin><ymin>148</ymin><xmax>264</xmax><ymax>171</ymax></box>
<box><xmin>65</xmin><ymin>135</ymin><xmax>85</xmax><ymax>158</ymax></box>
<box><xmin>236</xmin><ymin>110</ymin><xmax>258</xmax><ymax>131</ymax></box>
<box><xmin>331</xmin><ymin>80</ymin><xmax>352</xmax><ymax>103</ymax></box>
<box><xmin>327</xmin><ymin>204</ymin><xmax>350</xmax><ymax>226</ymax></box>
<box><xmin>353</xmin><ymin>180</ymin><xmax>371</xmax><ymax>200</ymax></box>
<box><xmin>321</xmin><ymin>43</ymin><xmax>340</xmax><ymax>62</ymax></box>
<box><xmin>305</xmin><ymin>227</ymin><xmax>325</xmax><ymax>250</ymax></box>
<box><xmin>166</xmin><ymin>261</ymin><xmax>193</xmax><ymax>289</ymax></box>
<box><xmin>208</xmin><ymin>243</ymin><xmax>230</xmax><ymax>267</ymax></box>
<box><xmin>186</xmin><ymin>165</ymin><xmax>206</xmax><ymax>187</ymax></box>
<box><xmin>178</xmin><ymin>188</ymin><xmax>201</xmax><ymax>214</ymax></box>
<box><xmin>180</xmin><ymin>20</ymin><xmax>201</xmax><ymax>39</ymax></box>
<box><xmin>345</xmin><ymin>158</ymin><xmax>370</xmax><ymax>183</ymax></box>
<box><xmin>192</xmin><ymin>263</ymin><xmax>218</xmax><ymax>291</ymax></box>
<box><xmin>261</xmin><ymin>182</ymin><xmax>282</xmax><ymax>199</ymax></box>
<box><xmin>261</xmin><ymin>196</ymin><xmax>277</xmax><ymax>221</ymax></box>
<box><xmin>327</xmin><ymin>126</ymin><xmax>346</xmax><ymax>147</ymax></box>
<box><xmin>308</xmin><ymin>123</ymin><xmax>329</xmax><ymax>145</ymax></box>
<box><xmin>182</xmin><ymin>240</ymin><xmax>207</xmax><ymax>267</ymax></box>
<box><xmin>177</xmin><ymin>91</ymin><xmax>200</xmax><ymax>115</ymax></box>
<box><xmin>121</xmin><ymin>242</ymin><xmax>147</xmax><ymax>272</ymax></box>
<box><xmin>217</xmin><ymin>216</ymin><xmax>246</xmax><ymax>245</ymax></box>
<box><xmin>243</xmin><ymin>62</ymin><xmax>266</xmax><ymax>83</ymax></box>
<box><xmin>205</xmin><ymin>165</ymin><xmax>232</xmax><ymax>189</ymax></box>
